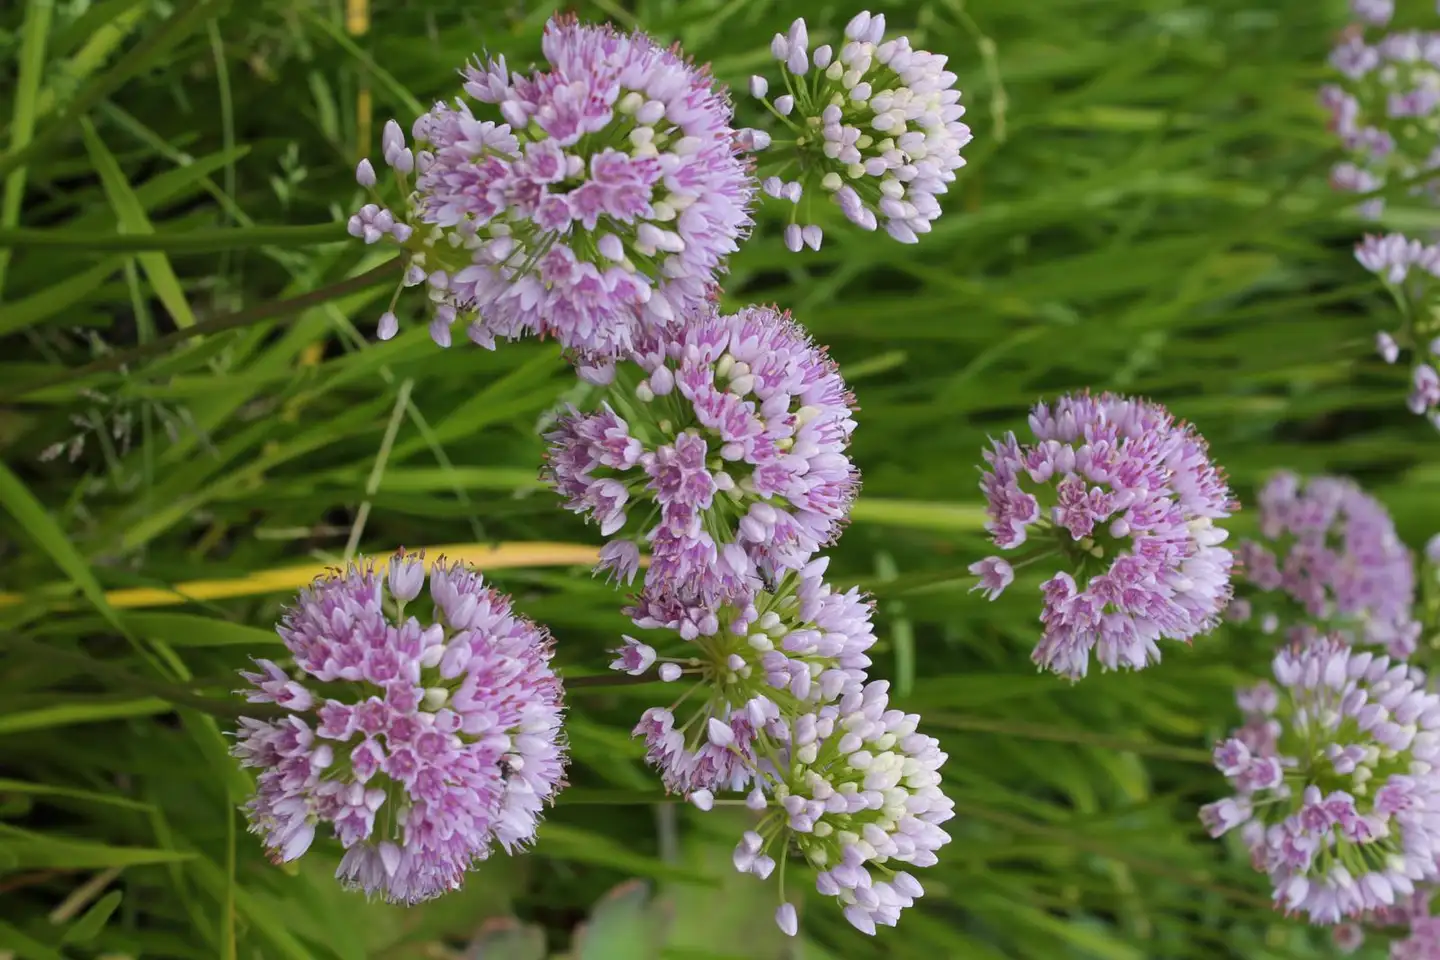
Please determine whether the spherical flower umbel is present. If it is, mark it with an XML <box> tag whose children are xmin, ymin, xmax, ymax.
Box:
<box><xmin>1232</xmin><ymin>472</ymin><xmax>1419</xmax><ymax>659</ymax></box>
<box><xmin>1320</xmin><ymin>31</ymin><xmax>1440</xmax><ymax>219</ymax></box>
<box><xmin>231</xmin><ymin>553</ymin><xmax>566</xmax><ymax>903</ymax></box>
<box><xmin>1393</xmin><ymin>894</ymin><xmax>1440</xmax><ymax>958</ymax></box>
<box><xmin>352</xmin><ymin>15</ymin><xmax>754</xmax><ymax>359</ymax></box>
<box><xmin>541</xmin><ymin>303</ymin><xmax>859</xmax><ymax>606</ymax></box>
<box><xmin>1351</xmin><ymin>0</ymin><xmax>1394</xmax><ymax>28</ymax></box>
<box><xmin>1329</xmin><ymin>890</ymin><xmax>1435</xmax><ymax>957</ymax></box>
<box><xmin>620</xmin><ymin>557</ymin><xmax>876</xmax><ymax>796</ymax></box>
<box><xmin>970</xmin><ymin>392</ymin><xmax>1236</xmax><ymax>680</ymax></box>
<box><xmin>734</xmin><ymin>680</ymin><xmax>953</xmax><ymax>936</ymax></box>
<box><xmin>1200</xmin><ymin>637</ymin><xmax>1440</xmax><ymax>925</ymax></box>
<box><xmin>745</xmin><ymin>12</ymin><xmax>970</xmax><ymax>249</ymax></box>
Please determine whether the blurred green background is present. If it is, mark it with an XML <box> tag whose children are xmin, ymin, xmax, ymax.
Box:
<box><xmin>2</xmin><ymin>0</ymin><xmax>1438</xmax><ymax>957</ymax></box>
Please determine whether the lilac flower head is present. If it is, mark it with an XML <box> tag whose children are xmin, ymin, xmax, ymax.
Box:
<box><xmin>1321</xmin><ymin>31</ymin><xmax>1440</xmax><ymax>217</ymax></box>
<box><xmin>1332</xmin><ymin>921</ymin><xmax>1366</xmax><ymax>954</ymax></box>
<box><xmin>621</xmin><ymin>557</ymin><xmax>875</xmax><ymax>795</ymax></box>
<box><xmin>1394</xmin><ymin>895</ymin><xmax>1440</xmax><ymax>958</ymax></box>
<box><xmin>1351</xmin><ymin>0</ymin><xmax>1395</xmax><ymax>28</ymax></box>
<box><xmin>1334</xmin><ymin>890</ymin><xmax>1433</xmax><ymax>956</ymax></box>
<box><xmin>542</xmin><ymin>303</ymin><xmax>859</xmax><ymax>606</ymax></box>
<box><xmin>973</xmin><ymin>391</ymin><xmax>1236</xmax><ymax>680</ymax></box>
<box><xmin>731</xmin><ymin>680</ymin><xmax>952</xmax><ymax>936</ymax></box>
<box><xmin>745</xmin><ymin>12</ymin><xmax>971</xmax><ymax>248</ymax></box>
<box><xmin>1353</xmin><ymin>235</ymin><xmax>1440</xmax><ymax>429</ymax></box>
<box><xmin>1200</xmin><ymin>637</ymin><xmax>1440</xmax><ymax>925</ymax></box>
<box><xmin>1234</xmin><ymin>472</ymin><xmax>1419</xmax><ymax>659</ymax></box>
<box><xmin>352</xmin><ymin>16</ymin><xmax>754</xmax><ymax>360</ymax></box>
<box><xmin>1356</xmin><ymin>234</ymin><xmax>1440</xmax><ymax>288</ymax></box>
<box><xmin>232</xmin><ymin>554</ymin><xmax>566</xmax><ymax>903</ymax></box>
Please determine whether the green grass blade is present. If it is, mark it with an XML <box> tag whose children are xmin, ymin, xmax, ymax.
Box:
<box><xmin>59</xmin><ymin>890</ymin><xmax>123</xmax><ymax>945</ymax></box>
<box><xmin>79</xmin><ymin>117</ymin><xmax>198</xmax><ymax>330</ymax></box>
<box><xmin>0</xmin><ymin>778</ymin><xmax>155</xmax><ymax>812</ymax></box>
<box><xmin>6</xmin><ymin>833</ymin><xmax>195</xmax><ymax>869</ymax></box>
<box><xmin>0</xmin><ymin>0</ymin><xmax>56</xmax><ymax>296</ymax></box>
<box><xmin>0</xmin><ymin>697</ymin><xmax>172</xmax><ymax>735</ymax></box>
<box><xmin>0</xmin><ymin>461</ymin><xmax>132</xmax><ymax>638</ymax></box>
<box><xmin>850</xmin><ymin>498</ymin><xmax>988</xmax><ymax>531</ymax></box>
<box><xmin>0</xmin><ymin>223</ymin><xmax>348</xmax><ymax>253</ymax></box>
<box><xmin>123</xmin><ymin>611</ymin><xmax>281</xmax><ymax>647</ymax></box>
<box><xmin>40</xmin><ymin>0</ymin><xmax>150</xmax><ymax>114</ymax></box>
<box><xmin>302</xmin><ymin>10</ymin><xmax>425</xmax><ymax>118</ymax></box>
<box><xmin>0</xmin><ymin>921</ymin><xmax>67</xmax><ymax>960</ymax></box>
<box><xmin>0</xmin><ymin>0</ymin><xmax>227</xmax><ymax>182</ymax></box>
<box><xmin>0</xmin><ymin>258</ymin><xmax>123</xmax><ymax>336</ymax></box>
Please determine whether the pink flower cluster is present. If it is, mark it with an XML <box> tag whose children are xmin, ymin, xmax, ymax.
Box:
<box><xmin>542</xmin><ymin>303</ymin><xmax>858</xmax><ymax>606</ymax></box>
<box><xmin>971</xmin><ymin>392</ymin><xmax>1236</xmax><ymax>679</ymax></box>
<box><xmin>291</xmin><ymin>10</ymin><xmax>982</xmax><ymax>940</ymax></box>
<box><xmin>620</xmin><ymin>556</ymin><xmax>875</xmax><ymax>795</ymax></box>
<box><xmin>1234</xmin><ymin>472</ymin><xmax>1419</xmax><ymax>659</ymax></box>
<box><xmin>747</xmin><ymin>12</ymin><xmax>971</xmax><ymax>248</ymax></box>
<box><xmin>1201</xmin><ymin>638</ymin><xmax>1440</xmax><ymax>925</ymax></box>
<box><xmin>233</xmin><ymin>555</ymin><xmax>565</xmax><ymax>903</ymax></box>
<box><xmin>751</xmin><ymin>680</ymin><xmax>953</xmax><ymax>934</ymax></box>
<box><xmin>1354</xmin><ymin>234</ymin><xmax>1440</xmax><ymax>430</ymax></box>
<box><xmin>352</xmin><ymin>15</ymin><xmax>753</xmax><ymax>360</ymax></box>
<box><xmin>1321</xmin><ymin>27</ymin><xmax>1440</xmax><ymax>220</ymax></box>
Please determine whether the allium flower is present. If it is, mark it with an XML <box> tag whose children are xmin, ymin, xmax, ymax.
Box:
<box><xmin>542</xmin><ymin>303</ymin><xmax>858</xmax><ymax>606</ymax></box>
<box><xmin>1356</xmin><ymin>233</ymin><xmax>1440</xmax><ymax>291</ymax></box>
<box><xmin>1233</xmin><ymin>472</ymin><xmax>1419</xmax><ymax>659</ymax></box>
<box><xmin>1321</xmin><ymin>31</ymin><xmax>1440</xmax><ymax>218</ymax></box>
<box><xmin>1394</xmin><ymin>894</ymin><xmax>1440</xmax><ymax>958</ymax></box>
<box><xmin>1332</xmin><ymin>890</ymin><xmax>1435</xmax><ymax>956</ymax></box>
<box><xmin>968</xmin><ymin>556</ymin><xmax>1012</xmax><ymax>601</ymax></box>
<box><xmin>732</xmin><ymin>680</ymin><xmax>952</xmax><ymax>936</ymax></box>
<box><xmin>232</xmin><ymin>554</ymin><xmax>566</xmax><ymax>903</ymax></box>
<box><xmin>353</xmin><ymin>15</ymin><xmax>753</xmax><ymax>359</ymax></box>
<box><xmin>1351</xmin><ymin>0</ymin><xmax>1395</xmax><ymax>28</ymax></box>
<box><xmin>971</xmin><ymin>392</ymin><xmax>1235</xmax><ymax>680</ymax></box>
<box><xmin>1332</xmin><ymin>921</ymin><xmax>1366</xmax><ymax>954</ymax></box>
<box><xmin>621</xmin><ymin>557</ymin><xmax>875</xmax><ymax>795</ymax></box>
<box><xmin>1380</xmin><ymin>331</ymin><xmax>1402</xmax><ymax>364</ymax></box>
<box><xmin>1354</xmin><ymin>235</ymin><xmax>1440</xmax><ymax>428</ymax></box>
<box><xmin>1411</xmin><ymin>364</ymin><xmax>1440</xmax><ymax>422</ymax></box>
<box><xmin>1200</xmin><ymin>637</ymin><xmax>1440</xmax><ymax>925</ymax></box>
<box><xmin>745</xmin><ymin>12</ymin><xmax>970</xmax><ymax>247</ymax></box>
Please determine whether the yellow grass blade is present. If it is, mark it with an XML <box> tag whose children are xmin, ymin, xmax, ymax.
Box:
<box><xmin>0</xmin><ymin>541</ymin><xmax>610</xmax><ymax>611</ymax></box>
